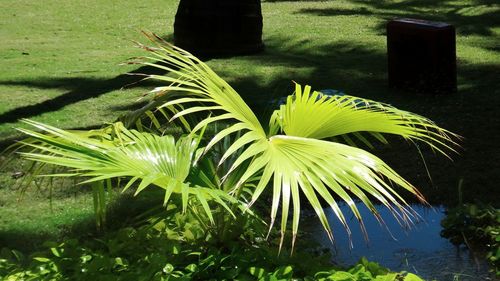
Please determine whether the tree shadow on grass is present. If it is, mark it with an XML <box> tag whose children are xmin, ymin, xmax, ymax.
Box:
<box><xmin>295</xmin><ymin>0</ymin><xmax>500</xmax><ymax>37</ymax></box>
<box><xmin>0</xmin><ymin>33</ymin><xmax>243</xmax><ymax>127</ymax></box>
<box><xmin>297</xmin><ymin>7</ymin><xmax>374</xmax><ymax>17</ymax></box>
<box><xmin>228</xmin><ymin>36</ymin><xmax>400</xmax><ymax>112</ymax></box>
<box><xmin>0</xmin><ymin>64</ymin><xmax>170</xmax><ymax>125</ymax></box>
<box><xmin>0</xmin><ymin>189</ymin><xmax>165</xmax><ymax>253</ymax></box>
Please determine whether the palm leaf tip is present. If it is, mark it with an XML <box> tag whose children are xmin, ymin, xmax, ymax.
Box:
<box><xmin>273</xmin><ymin>83</ymin><xmax>460</xmax><ymax>156</ymax></box>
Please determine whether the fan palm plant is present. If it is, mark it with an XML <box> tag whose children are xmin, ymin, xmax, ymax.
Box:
<box><xmin>10</xmin><ymin>32</ymin><xmax>459</xmax><ymax>251</ymax></box>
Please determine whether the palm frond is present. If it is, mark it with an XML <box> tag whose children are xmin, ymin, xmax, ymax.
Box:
<box><xmin>271</xmin><ymin>83</ymin><xmax>460</xmax><ymax>155</ymax></box>
<box><xmin>16</xmin><ymin>119</ymin><xmax>234</xmax><ymax>219</ymax></box>
<box><xmin>230</xmin><ymin>135</ymin><xmax>423</xmax><ymax>251</ymax></box>
<box><xmin>117</xmin><ymin>90</ymin><xmax>191</xmax><ymax>133</ymax></box>
<box><xmin>135</xmin><ymin>32</ymin><xmax>266</xmax><ymax>154</ymax></box>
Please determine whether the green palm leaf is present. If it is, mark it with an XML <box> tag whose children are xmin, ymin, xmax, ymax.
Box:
<box><xmin>135</xmin><ymin>33</ymin><xmax>266</xmax><ymax>148</ymax></box>
<box><xmin>232</xmin><ymin>135</ymin><xmax>423</xmax><ymax>251</ymax></box>
<box><xmin>16</xmin><ymin>119</ymin><xmax>235</xmax><ymax>219</ymax></box>
<box><xmin>270</xmin><ymin>83</ymin><xmax>459</xmax><ymax>155</ymax></box>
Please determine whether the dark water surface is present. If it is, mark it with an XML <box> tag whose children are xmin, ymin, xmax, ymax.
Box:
<box><xmin>303</xmin><ymin>204</ymin><xmax>495</xmax><ymax>281</ymax></box>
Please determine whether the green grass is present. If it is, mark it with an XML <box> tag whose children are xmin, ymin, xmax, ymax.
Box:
<box><xmin>1</xmin><ymin>0</ymin><xmax>499</xmax><ymax>251</ymax></box>
<box><xmin>0</xmin><ymin>0</ymin><xmax>178</xmax><ymax>140</ymax></box>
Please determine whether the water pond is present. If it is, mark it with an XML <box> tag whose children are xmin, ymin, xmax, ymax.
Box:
<box><xmin>303</xmin><ymin>203</ymin><xmax>494</xmax><ymax>281</ymax></box>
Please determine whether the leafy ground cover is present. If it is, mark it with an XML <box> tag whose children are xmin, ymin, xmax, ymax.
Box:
<box><xmin>0</xmin><ymin>205</ymin><xmax>423</xmax><ymax>280</ymax></box>
<box><xmin>0</xmin><ymin>0</ymin><xmax>499</xmax><ymax>276</ymax></box>
<box><xmin>441</xmin><ymin>202</ymin><xmax>500</xmax><ymax>277</ymax></box>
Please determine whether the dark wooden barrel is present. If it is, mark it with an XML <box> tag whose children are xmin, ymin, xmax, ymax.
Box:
<box><xmin>174</xmin><ymin>0</ymin><xmax>264</xmax><ymax>57</ymax></box>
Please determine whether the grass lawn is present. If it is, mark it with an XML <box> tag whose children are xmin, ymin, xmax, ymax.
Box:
<box><xmin>1</xmin><ymin>0</ymin><xmax>499</xmax><ymax>251</ymax></box>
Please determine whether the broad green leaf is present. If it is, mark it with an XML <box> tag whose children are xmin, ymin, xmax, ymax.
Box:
<box><xmin>403</xmin><ymin>273</ymin><xmax>425</xmax><ymax>281</ymax></box>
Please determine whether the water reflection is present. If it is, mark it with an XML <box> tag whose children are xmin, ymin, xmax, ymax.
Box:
<box><xmin>303</xmin><ymin>204</ymin><xmax>493</xmax><ymax>281</ymax></box>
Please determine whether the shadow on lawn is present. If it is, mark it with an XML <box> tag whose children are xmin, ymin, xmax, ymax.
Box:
<box><xmin>0</xmin><ymin>64</ymin><xmax>170</xmax><ymax>125</ymax></box>
<box><xmin>0</xmin><ymin>208</ymin><xmax>96</xmax><ymax>253</ymax></box>
<box><xmin>296</xmin><ymin>0</ymin><xmax>500</xmax><ymax>37</ymax></box>
<box><xmin>0</xmin><ymin>189</ymin><xmax>165</xmax><ymax>253</ymax></box>
<box><xmin>230</xmin><ymin>39</ymin><xmax>388</xmax><ymax>109</ymax></box>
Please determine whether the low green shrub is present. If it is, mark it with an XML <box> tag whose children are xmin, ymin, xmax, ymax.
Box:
<box><xmin>441</xmin><ymin>203</ymin><xmax>500</xmax><ymax>277</ymax></box>
<box><xmin>1</xmin><ymin>217</ymin><xmax>424</xmax><ymax>281</ymax></box>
